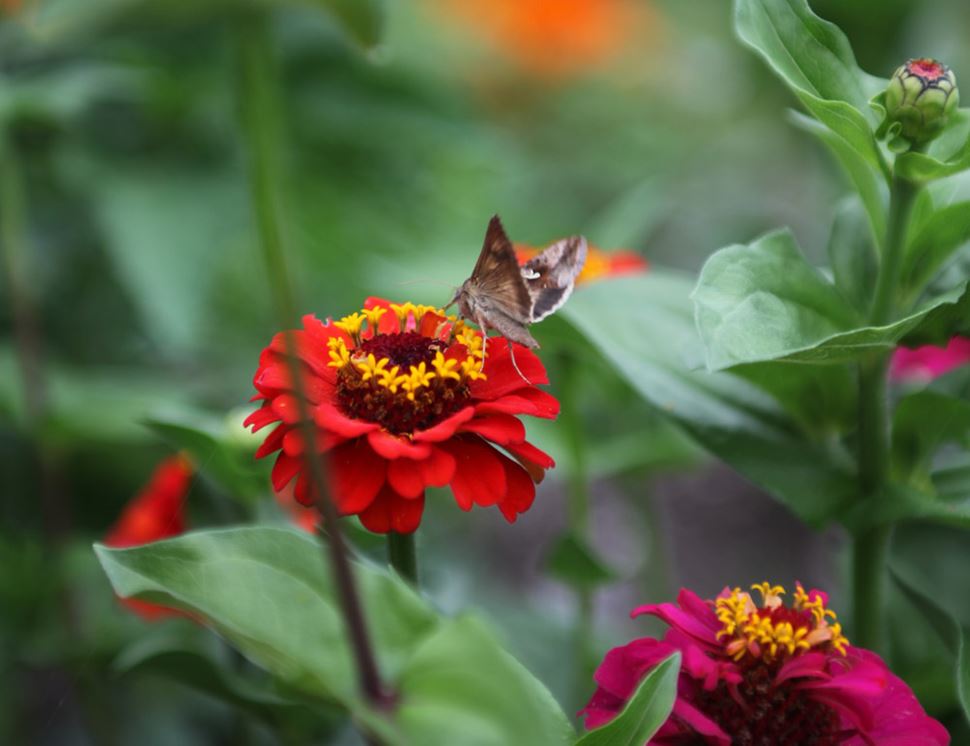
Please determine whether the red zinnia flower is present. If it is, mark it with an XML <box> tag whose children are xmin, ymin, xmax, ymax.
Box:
<box><xmin>581</xmin><ymin>582</ymin><xmax>949</xmax><ymax>745</ymax></box>
<box><xmin>104</xmin><ymin>454</ymin><xmax>193</xmax><ymax>621</ymax></box>
<box><xmin>244</xmin><ymin>298</ymin><xmax>558</xmax><ymax>534</ymax></box>
<box><xmin>891</xmin><ymin>336</ymin><xmax>970</xmax><ymax>381</ymax></box>
<box><xmin>515</xmin><ymin>243</ymin><xmax>648</xmax><ymax>285</ymax></box>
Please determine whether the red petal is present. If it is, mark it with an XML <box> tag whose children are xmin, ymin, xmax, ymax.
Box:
<box><xmin>442</xmin><ymin>436</ymin><xmax>507</xmax><ymax>509</ymax></box>
<box><xmin>358</xmin><ymin>486</ymin><xmax>425</xmax><ymax>534</ymax></box>
<box><xmin>474</xmin><ymin>343</ymin><xmax>548</xmax><ymax>399</ymax></box>
<box><xmin>364</xmin><ymin>297</ymin><xmax>401</xmax><ymax>335</ymax></box>
<box><xmin>496</xmin><ymin>453</ymin><xmax>535</xmax><ymax>521</ymax></box>
<box><xmin>282</xmin><ymin>428</ymin><xmax>346</xmax><ymax>456</ymax></box>
<box><xmin>255</xmin><ymin>363</ymin><xmax>331</xmax><ymax>403</ymax></box>
<box><xmin>329</xmin><ymin>440</ymin><xmax>387</xmax><ymax>514</ymax></box>
<box><xmin>314</xmin><ymin>400</ymin><xmax>380</xmax><ymax>438</ymax></box>
<box><xmin>244</xmin><ymin>403</ymin><xmax>279</xmax><ymax>432</ymax></box>
<box><xmin>387</xmin><ymin>458</ymin><xmax>426</xmax><ymax>498</ymax></box>
<box><xmin>367</xmin><ymin>430</ymin><xmax>433</xmax><ymax>460</ymax></box>
<box><xmin>460</xmin><ymin>414</ymin><xmax>525</xmax><ymax>446</ymax></box>
<box><xmin>420</xmin><ymin>446</ymin><xmax>455</xmax><ymax>487</ymax></box>
<box><xmin>413</xmin><ymin>407</ymin><xmax>475</xmax><ymax>442</ymax></box>
<box><xmin>504</xmin><ymin>440</ymin><xmax>555</xmax><ymax>470</ymax></box>
<box><xmin>474</xmin><ymin>388</ymin><xmax>560</xmax><ymax>419</ymax></box>
<box><xmin>255</xmin><ymin>423</ymin><xmax>286</xmax><ymax>458</ymax></box>
<box><xmin>271</xmin><ymin>452</ymin><xmax>301</xmax><ymax>491</ymax></box>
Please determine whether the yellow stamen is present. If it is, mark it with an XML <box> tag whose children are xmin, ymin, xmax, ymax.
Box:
<box><xmin>334</xmin><ymin>312</ymin><xmax>365</xmax><ymax>339</ymax></box>
<box><xmin>363</xmin><ymin>306</ymin><xmax>387</xmax><ymax>332</ymax></box>
<box><xmin>354</xmin><ymin>353</ymin><xmax>390</xmax><ymax>382</ymax></box>
<box><xmin>328</xmin><ymin>337</ymin><xmax>350</xmax><ymax>368</ymax></box>
<box><xmin>432</xmin><ymin>351</ymin><xmax>462</xmax><ymax>381</ymax></box>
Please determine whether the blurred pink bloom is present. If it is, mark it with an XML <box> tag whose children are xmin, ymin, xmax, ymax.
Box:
<box><xmin>891</xmin><ymin>336</ymin><xmax>970</xmax><ymax>381</ymax></box>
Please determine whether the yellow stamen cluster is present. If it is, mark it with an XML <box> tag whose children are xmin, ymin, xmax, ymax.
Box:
<box><xmin>327</xmin><ymin>303</ymin><xmax>486</xmax><ymax>430</ymax></box>
<box><xmin>714</xmin><ymin>582</ymin><xmax>849</xmax><ymax>663</ymax></box>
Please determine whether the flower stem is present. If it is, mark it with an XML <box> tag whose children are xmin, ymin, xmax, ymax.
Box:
<box><xmin>234</xmin><ymin>14</ymin><xmax>388</xmax><ymax>716</ymax></box>
<box><xmin>387</xmin><ymin>532</ymin><xmax>417</xmax><ymax>584</ymax></box>
<box><xmin>853</xmin><ymin>165</ymin><xmax>920</xmax><ymax>651</ymax></box>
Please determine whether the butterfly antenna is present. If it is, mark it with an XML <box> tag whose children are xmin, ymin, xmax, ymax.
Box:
<box><xmin>506</xmin><ymin>338</ymin><xmax>533</xmax><ymax>385</ymax></box>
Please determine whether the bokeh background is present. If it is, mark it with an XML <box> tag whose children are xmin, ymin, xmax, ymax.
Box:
<box><xmin>3</xmin><ymin>0</ymin><xmax>970</xmax><ymax>743</ymax></box>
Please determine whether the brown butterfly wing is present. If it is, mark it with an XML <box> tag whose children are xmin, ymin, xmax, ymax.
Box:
<box><xmin>522</xmin><ymin>235</ymin><xmax>588</xmax><ymax>321</ymax></box>
<box><xmin>467</xmin><ymin>215</ymin><xmax>532</xmax><ymax>323</ymax></box>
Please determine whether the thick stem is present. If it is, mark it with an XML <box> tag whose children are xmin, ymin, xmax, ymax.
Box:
<box><xmin>853</xmin><ymin>167</ymin><xmax>920</xmax><ymax>651</ymax></box>
<box><xmin>234</xmin><ymin>15</ymin><xmax>388</xmax><ymax>714</ymax></box>
<box><xmin>387</xmin><ymin>532</ymin><xmax>417</xmax><ymax>584</ymax></box>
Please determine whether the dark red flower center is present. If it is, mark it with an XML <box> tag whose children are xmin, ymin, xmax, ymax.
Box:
<box><xmin>692</xmin><ymin>663</ymin><xmax>842</xmax><ymax>746</ymax></box>
<box><xmin>909</xmin><ymin>58</ymin><xmax>946</xmax><ymax>81</ymax></box>
<box><xmin>358</xmin><ymin>332</ymin><xmax>443</xmax><ymax>369</ymax></box>
<box><xmin>336</xmin><ymin>331</ymin><xmax>471</xmax><ymax>435</ymax></box>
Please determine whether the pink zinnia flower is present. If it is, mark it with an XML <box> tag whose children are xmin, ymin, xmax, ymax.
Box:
<box><xmin>891</xmin><ymin>336</ymin><xmax>970</xmax><ymax>381</ymax></box>
<box><xmin>581</xmin><ymin>582</ymin><xmax>949</xmax><ymax>745</ymax></box>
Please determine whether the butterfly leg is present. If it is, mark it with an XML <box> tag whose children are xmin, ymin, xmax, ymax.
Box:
<box><xmin>506</xmin><ymin>338</ymin><xmax>533</xmax><ymax>385</ymax></box>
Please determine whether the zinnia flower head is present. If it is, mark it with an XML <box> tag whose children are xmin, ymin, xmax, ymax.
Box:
<box><xmin>104</xmin><ymin>454</ymin><xmax>193</xmax><ymax>620</ymax></box>
<box><xmin>515</xmin><ymin>243</ymin><xmax>648</xmax><ymax>284</ymax></box>
<box><xmin>581</xmin><ymin>582</ymin><xmax>948</xmax><ymax>745</ymax></box>
<box><xmin>245</xmin><ymin>298</ymin><xmax>558</xmax><ymax>534</ymax></box>
<box><xmin>891</xmin><ymin>336</ymin><xmax>970</xmax><ymax>381</ymax></box>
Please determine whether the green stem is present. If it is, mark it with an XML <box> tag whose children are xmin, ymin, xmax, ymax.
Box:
<box><xmin>853</xmin><ymin>166</ymin><xmax>920</xmax><ymax>651</ymax></box>
<box><xmin>387</xmin><ymin>532</ymin><xmax>417</xmax><ymax>584</ymax></box>
<box><xmin>234</xmin><ymin>14</ymin><xmax>388</xmax><ymax>717</ymax></box>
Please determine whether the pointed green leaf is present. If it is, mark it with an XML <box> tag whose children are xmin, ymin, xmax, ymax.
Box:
<box><xmin>892</xmin><ymin>392</ymin><xmax>970</xmax><ymax>486</ymax></box>
<box><xmin>735</xmin><ymin>0</ymin><xmax>888</xmax><ymax>178</ymax></box>
<box><xmin>564</xmin><ymin>273</ymin><xmax>856</xmax><ymax>526</ymax></box>
<box><xmin>693</xmin><ymin>229</ymin><xmax>970</xmax><ymax>369</ymax></box>
<box><xmin>902</xmin><ymin>200</ymin><xmax>970</xmax><ymax>297</ymax></box>
<box><xmin>895</xmin><ymin>110</ymin><xmax>970</xmax><ymax>183</ymax></box>
<box><xmin>396</xmin><ymin>616</ymin><xmax>575</xmax><ymax>746</ymax></box>
<box><xmin>892</xmin><ymin>566</ymin><xmax>970</xmax><ymax>724</ymax></box>
<box><xmin>575</xmin><ymin>652</ymin><xmax>680</xmax><ymax>745</ymax></box>
<box><xmin>95</xmin><ymin>527</ymin><xmax>438</xmax><ymax>710</ymax></box>
<box><xmin>826</xmin><ymin>198</ymin><xmax>878</xmax><ymax>315</ymax></box>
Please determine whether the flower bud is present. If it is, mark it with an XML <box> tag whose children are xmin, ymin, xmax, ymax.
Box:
<box><xmin>884</xmin><ymin>58</ymin><xmax>958</xmax><ymax>145</ymax></box>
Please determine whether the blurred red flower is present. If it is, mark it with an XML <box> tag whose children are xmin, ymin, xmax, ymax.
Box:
<box><xmin>104</xmin><ymin>454</ymin><xmax>192</xmax><ymax>621</ymax></box>
<box><xmin>515</xmin><ymin>243</ymin><xmax>648</xmax><ymax>285</ymax></box>
<box><xmin>581</xmin><ymin>582</ymin><xmax>948</xmax><ymax>745</ymax></box>
<box><xmin>432</xmin><ymin>0</ymin><xmax>654</xmax><ymax>80</ymax></box>
<box><xmin>245</xmin><ymin>298</ymin><xmax>558</xmax><ymax>534</ymax></box>
<box><xmin>891</xmin><ymin>336</ymin><xmax>970</xmax><ymax>381</ymax></box>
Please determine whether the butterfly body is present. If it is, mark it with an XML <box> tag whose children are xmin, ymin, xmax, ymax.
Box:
<box><xmin>450</xmin><ymin>216</ymin><xmax>587</xmax><ymax>354</ymax></box>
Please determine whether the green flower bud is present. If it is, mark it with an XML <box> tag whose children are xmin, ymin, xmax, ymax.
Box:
<box><xmin>884</xmin><ymin>58</ymin><xmax>959</xmax><ymax>145</ymax></box>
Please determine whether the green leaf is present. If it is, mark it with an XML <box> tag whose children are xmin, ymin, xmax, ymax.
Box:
<box><xmin>575</xmin><ymin>652</ymin><xmax>680</xmax><ymax>745</ymax></box>
<box><xmin>115</xmin><ymin>632</ymin><xmax>339</xmax><ymax>730</ymax></box>
<box><xmin>892</xmin><ymin>391</ymin><xmax>970</xmax><ymax>486</ymax></box>
<box><xmin>902</xmin><ymin>200</ymin><xmax>970</xmax><ymax>297</ymax></box>
<box><xmin>544</xmin><ymin>534</ymin><xmax>619</xmax><ymax>591</ymax></box>
<box><xmin>395</xmin><ymin>616</ymin><xmax>575</xmax><ymax>746</ymax></box>
<box><xmin>826</xmin><ymin>198</ymin><xmax>878</xmax><ymax>315</ymax></box>
<box><xmin>896</xmin><ymin>110</ymin><xmax>970</xmax><ymax>183</ymax></box>
<box><xmin>564</xmin><ymin>273</ymin><xmax>857</xmax><ymax>526</ymax></box>
<box><xmin>693</xmin><ymin>229</ymin><xmax>970</xmax><ymax>369</ymax></box>
<box><xmin>892</xmin><ymin>565</ymin><xmax>970</xmax><ymax>724</ymax></box>
<box><xmin>790</xmin><ymin>111</ymin><xmax>887</xmax><ymax>248</ymax></box>
<box><xmin>735</xmin><ymin>0</ymin><xmax>888</xmax><ymax>178</ymax></box>
<box><xmin>94</xmin><ymin>527</ymin><xmax>438</xmax><ymax>711</ymax></box>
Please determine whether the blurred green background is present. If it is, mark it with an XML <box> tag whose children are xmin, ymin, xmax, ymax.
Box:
<box><xmin>2</xmin><ymin>0</ymin><xmax>970</xmax><ymax>743</ymax></box>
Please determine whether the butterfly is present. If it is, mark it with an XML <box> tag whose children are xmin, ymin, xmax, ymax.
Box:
<box><xmin>448</xmin><ymin>215</ymin><xmax>587</xmax><ymax>378</ymax></box>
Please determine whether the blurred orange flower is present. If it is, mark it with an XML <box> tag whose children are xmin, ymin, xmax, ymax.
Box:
<box><xmin>432</xmin><ymin>0</ymin><xmax>653</xmax><ymax>80</ymax></box>
<box><xmin>515</xmin><ymin>242</ymin><xmax>648</xmax><ymax>285</ymax></box>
